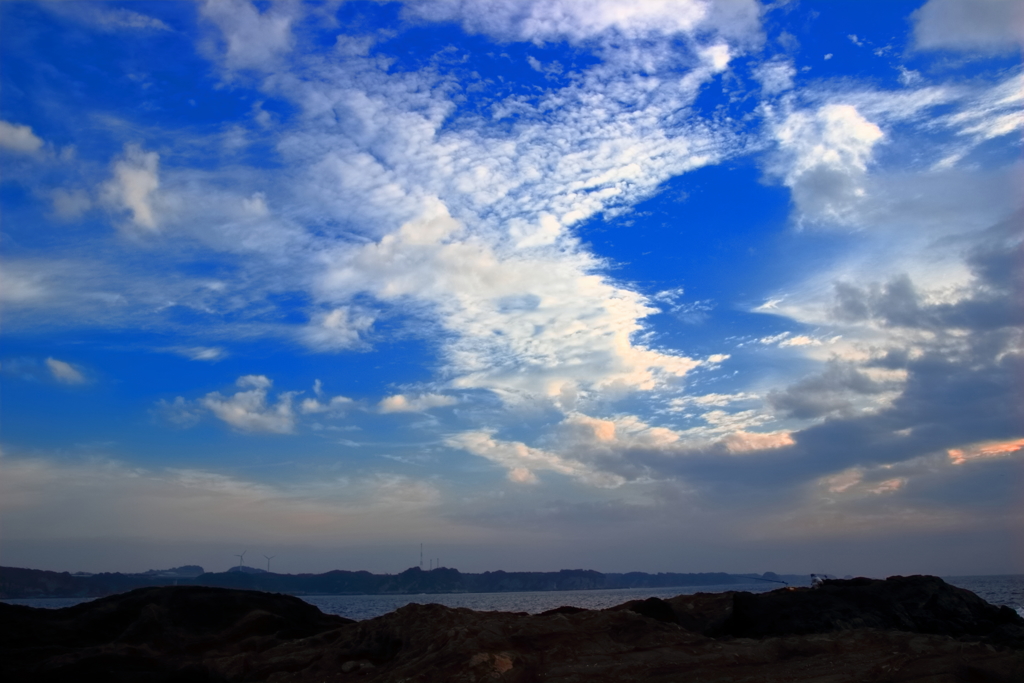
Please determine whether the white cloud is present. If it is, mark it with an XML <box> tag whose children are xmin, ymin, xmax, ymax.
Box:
<box><xmin>560</xmin><ymin>412</ymin><xmax>680</xmax><ymax>449</ymax></box>
<box><xmin>83</xmin><ymin>7</ymin><xmax>171</xmax><ymax>32</ymax></box>
<box><xmin>913</xmin><ymin>0</ymin><xmax>1024</xmax><ymax>54</ymax></box>
<box><xmin>300</xmin><ymin>395</ymin><xmax>354</xmax><ymax>415</ymax></box>
<box><xmin>699</xmin><ymin>42</ymin><xmax>733</xmax><ymax>72</ymax></box>
<box><xmin>169</xmin><ymin>346</ymin><xmax>228</xmax><ymax>362</ymax></box>
<box><xmin>753</xmin><ymin>57</ymin><xmax>796</xmax><ymax>95</ymax></box>
<box><xmin>936</xmin><ymin>72</ymin><xmax>1024</xmax><ymax>149</ymax></box>
<box><xmin>510</xmin><ymin>213</ymin><xmax>562</xmax><ymax>249</ymax></box>
<box><xmin>201</xmin><ymin>375</ymin><xmax>295</xmax><ymax>433</ymax></box>
<box><xmin>558</xmin><ymin>409</ymin><xmax>793</xmax><ymax>459</ymax></box>
<box><xmin>157</xmin><ymin>376</ymin><xmax>350</xmax><ymax>428</ymax></box>
<box><xmin>447</xmin><ymin>430</ymin><xmax>625</xmax><ymax>487</ymax></box>
<box><xmin>300</xmin><ymin>379</ymin><xmax>355</xmax><ymax>416</ymax></box>
<box><xmin>49</xmin><ymin>189</ymin><xmax>92</xmax><ymax>220</ymax></box>
<box><xmin>154</xmin><ymin>396</ymin><xmax>204</xmax><ymax>428</ymax></box>
<box><xmin>99</xmin><ymin>9</ymin><xmax>170</xmax><ymax>31</ymax></box>
<box><xmin>507</xmin><ymin>467</ymin><xmax>538</xmax><ymax>484</ymax></box>
<box><xmin>780</xmin><ymin>335</ymin><xmax>821</xmax><ymax>347</ymax></box>
<box><xmin>720</xmin><ymin>430</ymin><xmax>794</xmax><ymax>453</ymax></box>
<box><xmin>319</xmin><ymin>201</ymin><xmax>702</xmax><ymax>404</ymax></box>
<box><xmin>26</xmin><ymin>0</ymin><xmax>754</xmax><ymax>394</ymax></box>
<box><xmin>378</xmin><ymin>393</ymin><xmax>458</xmax><ymax>413</ymax></box>
<box><xmin>667</xmin><ymin>392</ymin><xmax>757</xmax><ymax>409</ymax></box>
<box><xmin>403</xmin><ymin>0</ymin><xmax>762</xmax><ymax>45</ymax></box>
<box><xmin>43</xmin><ymin>3</ymin><xmax>171</xmax><ymax>32</ymax></box>
<box><xmin>0</xmin><ymin>262</ymin><xmax>51</xmax><ymax>304</ymax></box>
<box><xmin>200</xmin><ymin>0</ymin><xmax>296</xmax><ymax>71</ymax></box>
<box><xmin>897</xmin><ymin>66</ymin><xmax>922</xmax><ymax>88</ymax></box>
<box><xmin>302</xmin><ymin>306</ymin><xmax>375</xmax><ymax>351</ymax></box>
<box><xmin>102</xmin><ymin>144</ymin><xmax>161</xmax><ymax>231</ymax></box>
<box><xmin>769</xmin><ymin>103</ymin><xmax>884</xmax><ymax>226</ymax></box>
<box><xmin>45</xmin><ymin>357</ymin><xmax>85</xmax><ymax>384</ymax></box>
<box><xmin>0</xmin><ymin>120</ymin><xmax>43</xmax><ymax>154</ymax></box>
<box><xmin>446</xmin><ymin>407</ymin><xmax>801</xmax><ymax>490</ymax></box>
<box><xmin>758</xmin><ymin>332</ymin><xmax>830</xmax><ymax>348</ymax></box>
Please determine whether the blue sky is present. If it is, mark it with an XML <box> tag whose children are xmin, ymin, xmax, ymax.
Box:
<box><xmin>1</xmin><ymin>0</ymin><xmax>1021</xmax><ymax>576</ymax></box>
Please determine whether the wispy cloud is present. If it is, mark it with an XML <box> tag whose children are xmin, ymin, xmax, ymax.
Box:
<box><xmin>45</xmin><ymin>358</ymin><xmax>86</xmax><ymax>384</ymax></box>
<box><xmin>165</xmin><ymin>346</ymin><xmax>228</xmax><ymax>362</ymax></box>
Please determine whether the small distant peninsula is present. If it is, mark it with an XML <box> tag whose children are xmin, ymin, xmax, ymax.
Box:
<box><xmin>0</xmin><ymin>564</ymin><xmax>795</xmax><ymax>600</ymax></box>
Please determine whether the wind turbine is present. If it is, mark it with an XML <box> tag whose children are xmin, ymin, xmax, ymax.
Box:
<box><xmin>235</xmin><ymin>550</ymin><xmax>247</xmax><ymax>569</ymax></box>
<box><xmin>264</xmin><ymin>555</ymin><xmax>275</xmax><ymax>573</ymax></box>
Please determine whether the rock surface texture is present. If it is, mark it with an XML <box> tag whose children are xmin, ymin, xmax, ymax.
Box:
<box><xmin>2</xmin><ymin>576</ymin><xmax>1022</xmax><ymax>682</ymax></box>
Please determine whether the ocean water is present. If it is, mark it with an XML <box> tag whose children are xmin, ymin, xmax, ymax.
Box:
<box><xmin>300</xmin><ymin>576</ymin><xmax>1024</xmax><ymax>621</ymax></box>
<box><xmin>945</xmin><ymin>575</ymin><xmax>1024</xmax><ymax>619</ymax></box>
<box><xmin>1</xmin><ymin>596</ymin><xmax>98</xmax><ymax>610</ymax></box>
<box><xmin>5</xmin><ymin>575</ymin><xmax>1022</xmax><ymax>621</ymax></box>
<box><xmin>302</xmin><ymin>582</ymin><xmax>777</xmax><ymax>621</ymax></box>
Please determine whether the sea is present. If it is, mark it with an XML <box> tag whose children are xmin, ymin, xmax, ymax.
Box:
<box><xmin>5</xmin><ymin>575</ymin><xmax>1023</xmax><ymax>622</ymax></box>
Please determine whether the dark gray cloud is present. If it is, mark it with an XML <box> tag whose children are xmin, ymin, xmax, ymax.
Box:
<box><xmin>831</xmin><ymin>214</ymin><xmax>1023</xmax><ymax>333</ymax></box>
<box><xmin>766</xmin><ymin>359</ymin><xmax>890</xmax><ymax>419</ymax></box>
<box><xmin>625</xmin><ymin>218</ymin><xmax>1023</xmax><ymax>505</ymax></box>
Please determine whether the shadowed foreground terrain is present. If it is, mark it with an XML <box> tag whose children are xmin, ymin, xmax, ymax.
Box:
<box><xmin>2</xmin><ymin>575</ymin><xmax>1022</xmax><ymax>682</ymax></box>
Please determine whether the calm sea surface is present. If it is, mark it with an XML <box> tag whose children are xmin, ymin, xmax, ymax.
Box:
<box><xmin>6</xmin><ymin>575</ymin><xmax>1022</xmax><ymax>621</ymax></box>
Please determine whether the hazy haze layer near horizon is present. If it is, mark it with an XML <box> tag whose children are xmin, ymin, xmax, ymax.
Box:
<box><xmin>0</xmin><ymin>0</ymin><xmax>1021</xmax><ymax>577</ymax></box>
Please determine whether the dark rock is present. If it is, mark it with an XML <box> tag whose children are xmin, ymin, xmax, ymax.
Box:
<box><xmin>2</xmin><ymin>576</ymin><xmax>1022</xmax><ymax>682</ymax></box>
<box><xmin>719</xmin><ymin>575</ymin><xmax>1024</xmax><ymax>646</ymax></box>
<box><xmin>611</xmin><ymin>596</ymin><xmax>678</xmax><ymax>623</ymax></box>
<box><xmin>0</xmin><ymin>585</ymin><xmax>352</xmax><ymax>682</ymax></box>
<box><xmin>538</xmin><ymin>605</ymin><xmax>589</xmax><ymax>616</ymax></box>
<box><xmin>665</xmin><ymin>590</ymin><xmax>736</xmax><ymax>634</ymax></box>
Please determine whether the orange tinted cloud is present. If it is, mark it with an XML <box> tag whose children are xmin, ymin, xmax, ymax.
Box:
<box><xmin>947</xmin><ymin>438</ymin><xmax>1024</xmax><ymax>465</ymax></box>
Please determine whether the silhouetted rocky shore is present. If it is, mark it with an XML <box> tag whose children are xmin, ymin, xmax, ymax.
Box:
<box><xmin>2</xmin><ymin>575</ymin><xmax>1022</xmax><ymax>682</ymax></box>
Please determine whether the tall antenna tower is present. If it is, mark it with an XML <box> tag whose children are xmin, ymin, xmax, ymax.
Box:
<box><xmin>420</xmin><ymin>543</ymin><xmax>423</xmax><ymax>568</ymax></box>
<box><xmin>264</xmin><ymin>555</ymin><xmax>275</xmax><ymax>572</ymax></box>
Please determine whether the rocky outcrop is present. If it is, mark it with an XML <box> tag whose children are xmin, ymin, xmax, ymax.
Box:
<box><xmin>0</xmin><ymin>585</ymin><xmax>353</xmax><ymax>682</ymax></box>
<box><xmin>622</xmin><ymin>575</ymin><xmax>1024</xmax><ymax>646</ymax></box>
<box><xmin>2</xmin><ymin>576</ymin><xmax>1022</xmax><ymax>682</ymax></box>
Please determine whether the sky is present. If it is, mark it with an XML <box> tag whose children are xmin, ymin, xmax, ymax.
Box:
<box><xmin>0</xmin><ymin>0</ymin><xmax>1021</xmax><ymax>578</ymax></box>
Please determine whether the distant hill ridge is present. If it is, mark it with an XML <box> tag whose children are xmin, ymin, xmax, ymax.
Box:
<box><xmin>0</xmin><ymin>565</ymin><xmax>793</xmax><ymax>599</ymax></box>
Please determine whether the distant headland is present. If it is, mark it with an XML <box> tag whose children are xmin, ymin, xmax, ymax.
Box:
<box><xmin>0</xmin><ymin>564</ymin><xmax>799</xmax><ymax>600</ymax></box>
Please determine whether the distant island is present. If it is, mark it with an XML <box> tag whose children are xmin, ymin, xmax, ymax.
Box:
<box><xmin>0</xmin><ymin>564</ymin><xmax>799</xmax><ymax>599</ymax></box>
